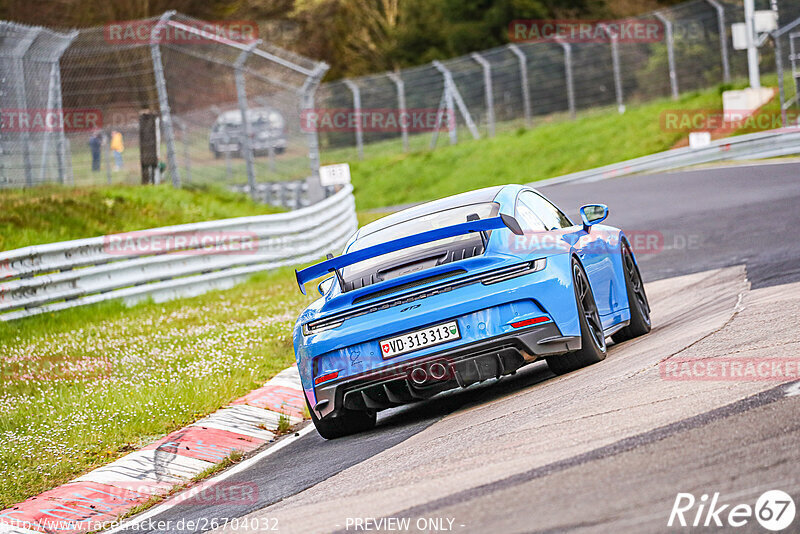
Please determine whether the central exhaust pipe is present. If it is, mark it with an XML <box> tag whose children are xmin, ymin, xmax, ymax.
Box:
<box><xmin>409</xmin><ymin>367</ymin><xmax>428</xmax><ymax>385</ymax></box>
<box><xmin>429</xmin><ymin>362</ymin><xmax>448</xmax><ymax>380</ymax></box>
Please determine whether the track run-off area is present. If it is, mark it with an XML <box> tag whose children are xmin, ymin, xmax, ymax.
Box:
<box><xmin>108</xmin><ymin>161</ymin><xmax>800</xmax><ymax>534</ymax></box>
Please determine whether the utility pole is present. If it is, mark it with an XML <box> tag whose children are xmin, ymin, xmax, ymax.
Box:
<box><xmin>744</xmin><ymin>0</ymin><xmax>761</xmax><ymax>89</ymax></box>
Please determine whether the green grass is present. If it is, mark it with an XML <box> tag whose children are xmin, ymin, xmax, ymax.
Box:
<box><xmin>0</xmin><ymin>184</ymin><xmax>281</xmax><ymax>252</ymax></box>
<box><xmin>344</xmin><ymin>82</ymin><xmax>762</xmax><ymax>210</ymax></box>
<box><xmin>0</xmin><ymin>267</ymin><xmax>313</xmax><ymax>508</ymax></box>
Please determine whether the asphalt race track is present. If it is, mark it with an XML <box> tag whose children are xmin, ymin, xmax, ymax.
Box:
<box><xmin>114</xmin><ymin>161</ymin><xmax>800</xmax><ymax>534</ymax></box>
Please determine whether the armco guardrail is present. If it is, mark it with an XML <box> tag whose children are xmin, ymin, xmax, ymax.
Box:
<box><xmin>536</xmin><ymin>128</ymin><xmax>800</xmax><ymax>187</ymax></box>
<box><xmin>0</xmin><ymin>185</ymin><xmax>357</xmax><ymax>321</ymax></box>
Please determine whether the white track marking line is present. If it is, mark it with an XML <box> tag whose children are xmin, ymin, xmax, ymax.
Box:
<box><xmin>784</xmin><ymin>381</ymin><xmax>800</xmax><ymax>397</ymax></box>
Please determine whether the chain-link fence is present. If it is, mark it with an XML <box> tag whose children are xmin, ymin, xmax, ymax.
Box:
<box><xmin>0</xmin><ymin>22</ymin><xmax>78</xmax><ymax>187</ymax></box>
<box><xmin>2</xmin><ymin>0</ymin><xmax>800</xmax><ymax>202</ymax></box>
<box><xmin>774</xmin><ymin>12</ymin><xmax>800</xmax><ymax>125</ymax></box>
<box><xmin>1</xmin><ymin>13</ymin><xmax>329</xmax><ymax>207</ymax></box>
<box><xmin>316</xmin><ymin>0</ymin><xmax>800</xmax><ymax>162</ymax></box>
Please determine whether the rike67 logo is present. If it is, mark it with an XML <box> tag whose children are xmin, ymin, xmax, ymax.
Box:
<box><xmin>669</xmin><ymin>490</ymin><xmax>796</xmax><ymax>531</ymax></box>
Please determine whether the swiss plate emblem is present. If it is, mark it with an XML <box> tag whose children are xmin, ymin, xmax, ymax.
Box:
<box><xmin>382</xmin><ymin>344</ymin><xmax>390</xmax><ymax>353</ymax></box>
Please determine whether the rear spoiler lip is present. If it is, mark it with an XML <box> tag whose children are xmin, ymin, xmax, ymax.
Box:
<box><xmin>295</xmin><ymin>213</ymin><xmax>523</xmax><ymax>294</ymax></box>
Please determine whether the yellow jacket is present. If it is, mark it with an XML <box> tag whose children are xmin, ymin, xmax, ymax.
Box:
<box><xmin>110</xmin><ymin>132</ymin><xmax>124</xmax><ymax>152</ymax></box>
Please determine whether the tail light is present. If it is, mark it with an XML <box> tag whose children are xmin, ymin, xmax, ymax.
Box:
<box><xmin>510</xmin><ymin>316</ymin><xmax>550</xmax><ymax>328</ymax></box>
<box><xmin>315</xmin><ymin>371</ymin><xmax>339</xmax><ymax>385</ymax></box>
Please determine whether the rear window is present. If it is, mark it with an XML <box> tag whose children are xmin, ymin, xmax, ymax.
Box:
<box><xmin>343</xmin><ymin>202</ymin><xmax>499</xmax><ymax>288</ymax></box>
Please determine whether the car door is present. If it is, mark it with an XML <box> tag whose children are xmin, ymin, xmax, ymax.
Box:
<box><xmin>518</xmin><ymin>191</ymin><xmax>617</xmax><ymax>325</ymax></box>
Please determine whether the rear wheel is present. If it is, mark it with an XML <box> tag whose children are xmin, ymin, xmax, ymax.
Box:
<box><xmin>306</xmin><ymin>399</ymin><xmax>376</xmax><ymax>440</ymax></box>
<box><xmin>612</xmin><ymin>242</ymin><xmax>651</xmax><ymax>343</ymax></box>
<box><xmin>546</xmin><ymin>259</ymin><xmax>607</xmax><ymax>375</ymax></box>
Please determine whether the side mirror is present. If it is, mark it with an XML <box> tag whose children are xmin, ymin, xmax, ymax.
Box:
<box><xmin>579</xmin><ymin>204</ymin><xmax>609</xmax><ymax>231</ymax></box>
<box><xmin>317</xmin><ymin>276</ymin><xmax>335</xmax><ymax>296</ymax></box>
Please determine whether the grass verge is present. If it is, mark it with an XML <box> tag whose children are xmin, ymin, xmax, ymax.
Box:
<box><xmin>0</xmin><ymin>267</ymin><xmax>313</xmax><ymax>508</ymax></box>
<box><xmin>0</xmin><ymin>183</ymin><xmax>281</xmax><ymax>252</ymax></box>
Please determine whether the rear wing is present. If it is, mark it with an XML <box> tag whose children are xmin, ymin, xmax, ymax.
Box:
<box><xmin>295</xmin><ymin>214</ymin><xmax>523</xmax><ymax>294</ymax></box>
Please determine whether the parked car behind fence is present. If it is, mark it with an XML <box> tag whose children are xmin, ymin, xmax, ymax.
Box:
<box><xmin>209</xmin><ymin>107</ymin><xmax>288</xmax><ymax>159</ymax></box>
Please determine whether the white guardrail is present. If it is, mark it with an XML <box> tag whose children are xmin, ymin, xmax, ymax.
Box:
<box><xmin>0</xmin><ymin>185</ymin><xmax>358</xmax><ymax>321</ymax></box>
<box><xmin>535</xmin><ymin>128</ymin><xmax>800</xmax><ymax>186</ymax></box>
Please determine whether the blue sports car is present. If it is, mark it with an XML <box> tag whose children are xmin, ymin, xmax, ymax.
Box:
<box><xmin>294</xmin><ymin>184</ymin><xmax>651</xmax><ymax>438</ymax></box>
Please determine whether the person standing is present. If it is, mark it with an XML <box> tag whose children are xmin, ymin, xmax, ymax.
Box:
<box><xmin>89</xmin><ymin>131</ymin><xmax>102</xmax><ymax>172</ymax></box>
<box><xmin>110</xmin><ymin>130</ymin><xmax>124</xmax><ymax>171</ymax></box>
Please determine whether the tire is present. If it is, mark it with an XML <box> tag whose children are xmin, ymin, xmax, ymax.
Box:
<box><xmin>612</xmin><ymin>241</ymin><xmax>652</xmax><ymax>343</ymax></box>
<box><xmin>212</xmin><ymin>149</ymin><xmax>221</xmax><ymax>160</ymax></box>
<box><xmin>546</xmin><ymin>258</ymin><xmax>607</xmax><ymax>375</ymax></box>
<box><xmin>306</xmin><ymin>398</ymin><xmax>376</xmax><ymax>439</ymax></box>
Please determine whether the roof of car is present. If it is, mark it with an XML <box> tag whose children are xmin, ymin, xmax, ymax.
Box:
<box><xmin>352</xmin><ymin>185</ymin><xmax>517</xmax><ymax>242</ymax></box>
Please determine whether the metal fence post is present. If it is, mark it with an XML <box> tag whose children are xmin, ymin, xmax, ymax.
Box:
<box><xmin>776</xmin><ymin>30</ymin><xmax>786</xmax><ymax>127</ymax></box>
<box><xmin>343</xmin><ymin>80</ymin><xmax>364</xmax><ymax>160</ymax></box>
<box><xmin>235</xmin><ymin>40</ymin><xmax>261</xmax><ymax>199</ymax></box>
<box><xmin>443</xmin><ymin>71</ymin><xmax>457</xmax><ymax>144</ymax></box>
<box><xmin>507</xmin><ymin>44</ymin><xmax>532</xmax><ymax>126</ymax></box>
<box><xmin>433</xmin><ymin>60</ymin><xmax>479</xmax><ymax>143</ymax></box>
<box><xmin>791</xmin><ymin>32</ymin><xmax>800</xmax><ymax>112</ymax></box>
<box><xmin>54</xmin><ymin>32</ymin><xmax>77</xmax><ymax>185</ymax></box>
<box><xmin>470</xmin><ymin>52</ymin><xmax>495</xmax><ymax>136</ymax></box>
<box><xmin>39</xmin><ymin>62</ymin><xmax>58</xmax><ymax>182</ymax></box>
<box><xmin>150</xmin><ymin>11</ymin><xmax>181</xmax><ymax>188</ymax></box>
<box><xmin>555</xmin><ymin>39</ymin><xmax>576</xmax><ymax>119</ymax></box>
<box><xmin>705</xmin><ymin>0</ymin><xmax>731</xmax><ymax>83</ymax></box>
<box><xmin>432</xmin><ymin>61</ymin><xmax>457</xmax><ymax>144</ymax></box>
<box><xmin>300</xmin><ymin>63</ymin><xmax>329</xmax><ymax>204</ymax></box>
<box><xmin>600</xmin><ymin>24</ymin><xmax>625</xmax><ymax>113</ymax></box>
<box><xmin>387</xmin><ymin>72</ymin><xmax>409</xmax><ymax>151</ymax></box>
<box><xmin>39</xmin><ymin>30</ymin><xmax>77</xmax><ymax>185</ymax></box>
<box><xmin>11</xmin><ymin>27</ymin><xmax>40</xmax><ymax>186</ymax></box>
<box><xmin>655</xmin><ymin>12</ymin><xmax>679</xmax><ymax>100</ymax></box>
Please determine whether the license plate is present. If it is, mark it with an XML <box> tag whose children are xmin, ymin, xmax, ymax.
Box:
<box><xmin>380</xmin><ymin>321</ymin><xmax>460</xmax><ymax>359</ymax></box>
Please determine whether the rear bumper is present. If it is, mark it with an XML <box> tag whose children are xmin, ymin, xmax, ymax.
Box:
<box><xmin>312</xmin><ymin>322</ymin><xmax>580</xmax><ymax>419</ymax></box>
